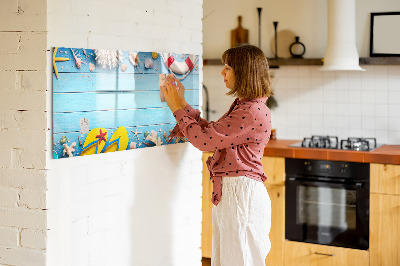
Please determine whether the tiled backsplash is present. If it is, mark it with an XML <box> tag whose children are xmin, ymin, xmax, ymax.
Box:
<box><xmin>203</xmin><ymin>65</ymin><xmax>400</xmax><ymax>145</ymax></box>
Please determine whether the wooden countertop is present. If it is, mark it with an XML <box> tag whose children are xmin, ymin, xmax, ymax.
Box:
<box><xmin>263</xmin><ymin>139</ymin><xmax>400</xmax><ymax>165</ymax></box>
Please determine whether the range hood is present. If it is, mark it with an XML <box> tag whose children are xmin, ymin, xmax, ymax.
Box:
<box><xmin>320</xmin><ymin>0</ymin><xmax>365</xmax><ymax>71</ymax></box>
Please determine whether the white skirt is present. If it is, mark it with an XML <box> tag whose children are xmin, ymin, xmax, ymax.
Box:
<box><xmin>212</xmin><ymin>176</ymin><xmax>271</xmax><ymax>266</ymax></box>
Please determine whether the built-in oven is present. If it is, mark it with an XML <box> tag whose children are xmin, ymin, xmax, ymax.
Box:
<box><xmin>285</xmin><ymin>158</ymin><xmax>370</xmax><ymax>250</ymax></box>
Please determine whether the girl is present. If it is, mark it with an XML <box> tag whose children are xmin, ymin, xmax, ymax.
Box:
<box><xmin>161</xmin><ymin>44</ymin><xmax>273</xmax><ymax>266</ymax></box>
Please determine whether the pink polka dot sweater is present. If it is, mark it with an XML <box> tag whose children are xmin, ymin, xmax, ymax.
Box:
<box><xmin>170</xmin><ymin>97</ymin><xmax>272</xmax><ymax>206</ymax></box>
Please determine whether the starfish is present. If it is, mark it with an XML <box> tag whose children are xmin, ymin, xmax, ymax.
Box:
<box><xmin>53</xmin><ymin>47</ymin><xmax>70</xmax><ymax>79</ymax></box>
<box><xmin>131</xmin><ymin>129</ymin><xmax>142</xmax><ymax>141</ymax></box>
<box><xmin>96</xmin><ymin>129</ymin><xmax>107</xmax><ymax>144</ymax></box>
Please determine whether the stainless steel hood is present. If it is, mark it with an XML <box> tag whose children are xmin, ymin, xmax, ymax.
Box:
<box><xmin>320</xmin><ymin>0</ymin><xmax>365</xmax><ymax>71</ymax></box>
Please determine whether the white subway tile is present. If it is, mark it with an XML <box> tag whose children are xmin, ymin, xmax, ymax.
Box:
<box><xmin>375</xmin><ymin>104</ymin><xmax>389</xmax><ymax>117</ymax></box>
<box><xmin>388</xmin><ymin>91</ymin><xmax>400</xmax><ymax>104</ymax></box>
<box><xmin>336</xmin><ymin>103</ymin><xmax>349</xmax><ymax>116</ymax></box>
<box><xmin>348</xmin><ymin>128</ymin><xmax>362</xmax><ymax>137</ymax></box>
<box><xmin>374</xmin><ymin>90</ymin><xmax>388</xmax><ymax>104</ymax></box>
<box><xmin>389</xmin><ymin>104</ymin><xmax>400</xmax><ymax>117</ymax></box>
<box><xmin>361</xmin><ymin>103</ymin><xmax>374</xmax><ymax>116</ymax></box>
<box><xmin>348</xmin><ymin>116</ymin><xmax>362</xmax><ymax>129</ymax></box>
<box><xmin>336</xmin><ymin>116</ymin><xmax>348</xmax><ymax>129</ymax></box>
<box><xmin>348</xmin><ymin>90</ymin><xmax>362</xmax><ymax>104</ymax></box>
<box><xmin>388</xmin><ymin>131</ymin><xmax>400</xmax><ymax>144</ymax></box>
<box><xmin>336</xmin><ymin>90</ymin><xmax>349</xmax><ymax>104</ymax></box>
<box><xmin>388</xmin><ymin>75</ymin><xmax>400</xmax><ymax>91</ymax></box>
<box><xmin>285</xmin><ymin>66</ymin><xmax>298</xmax><ymax>77</ymax></box>
<box><xmin>323</xmin><ymin>103</ymin><xmax>336</xmax><ymax>115</ymax></box>
<box><xmin>323</xmin><ymin>115</ymin><xmax>336</xmax><ymax>130</ymax></box>
<box><xmin>374</xmin><ymin>117</ymin><xmax>389</xmax><ymax>131</ymax></box>
<box><xmin>374</xmin><ymin>65</ymin><xmax>388</xmax><ymax>77</ymax></box>
<box><xmin>298</xmin><ymin>67</ymin><xmax>311</xmax><ymax>78</ymax></box>
<box><xmin>348</xmin><ymin>73</ymin><xmax>362</xmax><ymax>90</ymax></box>
<box><xmin>374</xmin><ymin>130</ymin><xmax>389</xmax><ymax>144</ymax></box>
<box><xmin>361</xmin><ymin>90</ymin><xmax>374</xmax><ymax>104</ymax></box>
<box><xmin>388</xmin><ymin>117</ymin><xmax>400</xmax><ymax>131</ymax></box>
<box><xmin>362</xmin><ymin>116</ymin><xmax>375</xmax><ymax>130</ymax></box>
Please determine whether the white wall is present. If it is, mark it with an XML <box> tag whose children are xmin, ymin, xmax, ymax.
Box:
<box><xmin>203</xmin><ymin>0</ymin><xmax>400</xmax><ymax>58</ymax></box>
<box><xmin>46</xmin><ymin>0</ymin><xmax>203</xmax><ymax>266</ymax></box>
<box><xmin>203</xmin><ymin>0</ymin><xmax>400</xmax><ymax>145</ymax></box>
<box><xmin>0</xmin><ymin>0</ymin><xmax>48</xmax><ymax>265</ymax></box>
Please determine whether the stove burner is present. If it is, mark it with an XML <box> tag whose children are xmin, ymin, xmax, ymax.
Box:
<box><xmin>340</xmin><ymin>137</ymin><xmax>377</xmax><ymax>151</ymax></box>
<box><xmin>301</xmin><ymin>135</ymin><xmax>339</xmax><ymax>149</ymax></box>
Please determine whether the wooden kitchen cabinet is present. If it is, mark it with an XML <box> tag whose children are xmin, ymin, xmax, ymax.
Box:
<box><xmin>202</xmin><ymin>152</ymin><xmax>213</xmax><ymax>258</ymax></box>
<box><xmin>264</xmin><ymin>184</ymin><xmax>285</xmax><ymax>266</ymax></box>
<box><xmin>284</xmin><ymin>241</ymin><xmax>369</xmax><ymax>266</ymax></box>
<box><xmin>370</xmin><ymin>163</ymin><xmax>400</xmax><ymax>195</ymax></box>
<box><xmin>262</xmin><ymin>156</ymin><xmax>285</xmax><ymax>266</ymax></box>
<box><xmin>370</xmin><ymin>163</ymin><xmax>400</xmax><ymax>266</ymax></box>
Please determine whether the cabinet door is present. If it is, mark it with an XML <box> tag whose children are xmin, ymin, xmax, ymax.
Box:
<box><xmin>202</xmin><ymin>152</ymin><xmax>213</xmax><ymax>258</ymax></box>
<box><xmin>265</xmin><ymin>184</ymin><xmax>285</xmax><ymax>266</ymax></box>
<box><xmin>262</xmin><ymin>156</ymin><xmax>285</xmax><ymax>186</ymax></box>
<box><xmin>284</xmin><ymin>241</ymin><xmax>369</xmax><ymax>266</ymax></box>
<box><xmin>370</xmin><ymin>163</ymin><xmax>400</xmax><ymax>195</ymax></box>
<box><xmin>370</xmin><ymin>193</ymin><xmax>400</xmax><ymax>266</ymax></box>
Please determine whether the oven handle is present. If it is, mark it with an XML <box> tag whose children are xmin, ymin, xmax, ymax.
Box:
<box><xmin>286</xmin><ymin>177</ymin><xmax>364</xmax><ymax>189</ymax></box>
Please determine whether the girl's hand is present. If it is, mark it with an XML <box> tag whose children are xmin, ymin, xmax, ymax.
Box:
<box><xmin>167</xmin><ymin>75</ymin><xmax>187</xmax><ymax>108</ymax></box>
<box><xmin>161</xmin><ymin>77</ymin><xmax>185</xmax><ymax>113</ymax></box>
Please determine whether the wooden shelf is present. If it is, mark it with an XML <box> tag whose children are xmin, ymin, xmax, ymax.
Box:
<box><xmin>203</xmin><ymin>58</ymin><xmax>322</xmax><ymax>67</ymax></box>
<box><xmin>203</xmin><ymin>57</ymin><xmax>400</xmax><ymax>67</ymax></box>
<box><xmin>359</xmin><ymin>57</ymin><xmax>400</xmax><ymax>65</ymax></box>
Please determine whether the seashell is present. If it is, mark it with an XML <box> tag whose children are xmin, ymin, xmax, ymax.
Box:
<box><xmin>129</xmin><ymin>52</ymin><xmax>140</xmax><ymax>67</ymax></box>
<box><xmin>121</xmin><ymin>64</ymin><xmax>127</xmax><ymax>72</ymax></box>
<box><xmin>144</xmin><ymin>58</ymin><xmax>154</xmax><ymax>69</ymax></box>
<box><xmin>60</xmin><ymin>135</ymin><xmax>67</xmax><ymax>144</ymax></box>
<box><xmin>130</xmin><ymin>142</ymin><xmax>137</xmax><ymax>149</ymax></box>
<box><xmin>89</xmin><ymin>63</ymin><xmax>95</xmax><ymax>72</ymax></box>
<box><xmin>152</xmin><ymin>52</ymin><xmax>158</xmax><ymax>59</ymax></box>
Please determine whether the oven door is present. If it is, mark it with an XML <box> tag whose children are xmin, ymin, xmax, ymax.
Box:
<box><xmin>285</xmin><ymin>177</ymin><xmax>369</xmax><ymax>250</ymax></box>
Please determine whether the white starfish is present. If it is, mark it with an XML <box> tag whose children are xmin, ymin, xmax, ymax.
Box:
<box><xmin>131</xmin><ymin>129</ymin><xmax>142</xmax><ymax>141</ymax></box>
<box><xmin>63</xmin><ymin>142</ymin><xmax>76</xmax><ymax>157</ymax></box>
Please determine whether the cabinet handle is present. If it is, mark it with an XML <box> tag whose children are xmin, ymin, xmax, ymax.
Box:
<box><xmin>313</xmin><ymin>252</ymin><xmax>335</xmax><ymax>257</ymax></box>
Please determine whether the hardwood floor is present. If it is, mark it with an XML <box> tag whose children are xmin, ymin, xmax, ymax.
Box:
<box><xmin>202</xmin><ymin>257</ymin><xmax>211</xmax><ymax>266</ymax></box>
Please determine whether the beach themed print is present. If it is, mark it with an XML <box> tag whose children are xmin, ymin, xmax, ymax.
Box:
<box><xmin>52</xmin><ymin>47</ymin><xmax>200</xmax><ymax>159</ymax></box>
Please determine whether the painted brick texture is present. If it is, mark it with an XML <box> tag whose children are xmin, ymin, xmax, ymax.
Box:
<box><xmin>46</xmin><ymin>0</ymin><xmax>203</xmax><ymax>266</ymax></box>
<box><xmin>0</xmin><ymin>0</ymin><xmax>48</xmax><ymax>265</ymax></box>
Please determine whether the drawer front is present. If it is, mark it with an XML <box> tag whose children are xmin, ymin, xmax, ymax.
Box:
<box><xmin>284</xmin><ymin>241</ymin><xmax>369</xmax><ymax>266</ymax></box>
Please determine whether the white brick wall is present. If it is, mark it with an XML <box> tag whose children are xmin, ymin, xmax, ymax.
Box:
<box><xmin>0</xmin><ymin>0</ymin><xmax>48</xmax><ymax>265</ymax></box>
<box><xmin>46</xmin><ymin>1</ymin><xmax>203</xmax><ymax>266</ymax></box>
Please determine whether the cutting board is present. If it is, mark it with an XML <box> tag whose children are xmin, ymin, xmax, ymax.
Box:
<box><xmin>231</xmin><ymin>16</ymin><xmax>249</xmax><ymax>48</ymax></box>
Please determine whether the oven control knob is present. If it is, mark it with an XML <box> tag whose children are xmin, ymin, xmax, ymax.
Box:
<box><xmin>340</xmin><ymin>164</ymin><xmax>347</xmax><ymax>174</ymax></box>
<box><xmin>304</xmin><ymin>162</ymin><xmax>312</xmax><ymax>171</ymax></box>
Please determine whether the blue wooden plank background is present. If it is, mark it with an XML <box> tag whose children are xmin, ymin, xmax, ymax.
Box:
<box><xmin>53</xmin><ymin>73</ymin><xmax>199</xmax><ymax>93</ymax></box>
<box><xmin>52</xmin><ymin>47</ymin><xmax>200</xmax><ymax>159</ymax></box>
